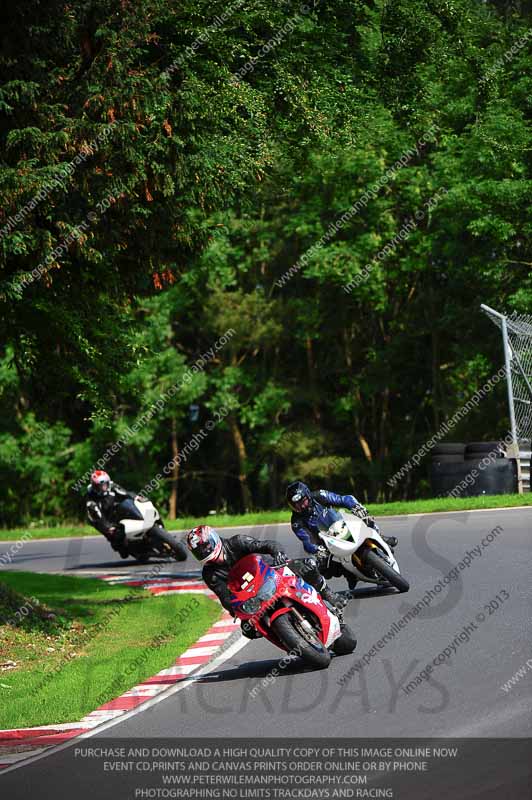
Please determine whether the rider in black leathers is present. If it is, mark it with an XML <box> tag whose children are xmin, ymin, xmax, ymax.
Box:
<box><xmin>186</xmin><ymin>526</ymin><xmax>347</xmax><ymax>639</ymax></box>
<box><xmin>85</xmin><ymin>470</ymin><xmax>134</xmax><ymax>556</ymax></box>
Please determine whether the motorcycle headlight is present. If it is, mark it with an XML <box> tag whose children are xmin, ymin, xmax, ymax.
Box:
<box><xmin>330</xmin><ymin>521</ymin><xmax>350</xmax><ymax>539</ymax></box>
<box><xmin>241</xmin><ymin>596</ymin><xmax>262</xmax><ymax>614</ymax></box>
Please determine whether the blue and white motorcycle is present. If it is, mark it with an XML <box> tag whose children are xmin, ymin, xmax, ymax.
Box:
<box><xmin>317</xmin><ymin>508</ymin><xmax>409</xmax><ymax>593</ymax></box>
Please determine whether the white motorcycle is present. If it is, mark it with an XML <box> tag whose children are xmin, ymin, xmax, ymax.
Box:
<box><xmin>317</xmin><ymin>508</ymin><xmax>409</xmax><ymax>593</ymax></box>
<box><xmin>105</xmin><ymin>495</ymin><xmax>187</xmax><ymax>563</ymax></box>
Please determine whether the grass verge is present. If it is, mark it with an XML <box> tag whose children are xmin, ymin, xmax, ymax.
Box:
<box><xmin>0</xmin><ymin>571</ymin><xmax>220</xmax><ymax>729</ymax></box>
<box><xmin>0</xmin><ymin>493</ymin><xmax>531</xmax><ymax>542</ymax></box>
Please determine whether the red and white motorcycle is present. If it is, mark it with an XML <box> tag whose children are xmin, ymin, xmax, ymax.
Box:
<box><xmin>228</xmin><ymin>553</ymin><xmax>357</xmax><ymax>669</ymax></box>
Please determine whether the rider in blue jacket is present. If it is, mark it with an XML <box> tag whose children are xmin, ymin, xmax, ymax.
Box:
<box><xmin>286</xmin><ymin>481</ymin><xmax>397</xmax><ymax>589</ymax></box>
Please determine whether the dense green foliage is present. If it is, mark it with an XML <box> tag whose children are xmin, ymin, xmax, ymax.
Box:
<box><xmin>0</xmin><ymin>0</ymin><xmax>530</xmax><ymax>524</ymax></box>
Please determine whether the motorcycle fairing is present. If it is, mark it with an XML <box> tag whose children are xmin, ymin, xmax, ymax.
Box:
<box><xmin>118</xmin><ymin>497</ymin><xmax>158</xmax><ymax>538</ymax></box>
<box><xmin>228</xmin><ymin>554</ymin><xmax>341</xmax><ymax>650</ymax></box>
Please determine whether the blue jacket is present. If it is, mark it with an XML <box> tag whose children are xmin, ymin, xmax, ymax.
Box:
<box><xmin>291</xmin><ymin>489</ymin><xmax>361</xmax><ymax>554</ymax></box>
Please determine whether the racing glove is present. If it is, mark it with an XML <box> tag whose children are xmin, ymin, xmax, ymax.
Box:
<box><xmin>272</xmin><ymin>551</ymin><xmax>289</xmax><ymax>567</ymax></box>
<box><xmin>315</xmin><ymin>545</ymin><xmax>330</xmax><ymax>569</ymax></box>
<box><xmin>352</xmin><ymin>504</ymin><xmax>379</xmax><ymax>532</ymax></box>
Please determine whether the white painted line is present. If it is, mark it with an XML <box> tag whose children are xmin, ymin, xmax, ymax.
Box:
<box><xmin>170</xmin><ymin>522</ymin><xmax>291</xmax><ymax>534</ymax></box>
<box><xmin>376</xmin><ymin>504</ymin><xmax>532</xmax><ymax>520</ymax></box>
<box><xmin>179</xmin><ymin>646</ymin><xmax>218</xmax><ymax>657</ymax></box>
<box><xmin>80</xmin><ymin>719</ymin><xmax>114</xmax><ymax>728</ymax></box>
<box><xmin>157</xmin><ymin>663</ymin><xmax>197</xmax><ymax>676</ymax></box>
<box><xmin>0</xmin><ymin>589</ymin><xmax>235</xmax><ymax>774</ymax></box>
<box><xmin>2</xmin><ymin>504</ymin><xmax>530</xmax><ymax>545</ymax></box>
<box><xmin>0</xmin><ymin>633</ymin><xmax>249</xmax><ymax>776</ymax></box>
<box><xmin>24</xmin><ymin>504</ymin><xmax>532</xmax><ymax>545</ymax></box>
<box><xmin>80</xmin><ymin>710</ymin><xmax>126</xmax><ymax>721</ymax></box>
<box><xmin>144</xmin><ymin>581</ymin><xmax>204</xmax><ymax>590</ymax></box>
<box><xmin>0</xmin><ymin>748</ymin><xmax>49</xmax><ymax>764</ymax></box>
<box><xmin>171</xmin><ymin>507</ymin><xmax>532</xmax><ymax>525</ymax></box>
<box><xmin>197</xmin><ymin>632</ymin><xmax>232</xmax><ymax>643</ymax></box>
<box><xmin>121</xmin><ymin>686</ymin><xmax>167</xmax><ymax>697</ymax></box>
<box><xmin>0</xmin><ymin>722</ymin><xmax>84</xmax><ymax>734</ymax></box>
<box><xmin>147</xmin><ymin>588</ymin><xmax>213</xmax><ymax>596</ymax></box>
<box><xmin>0</xmin><ymin>535</ymin><xmax>102</xmax><ymax>544</ymax></box>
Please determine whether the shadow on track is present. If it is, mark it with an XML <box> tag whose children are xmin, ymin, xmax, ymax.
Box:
<box><xmin>65</xmin><ymin>561</ymin><xmax>204</xmax><ymax>581</ymax></box>
<box><xmin>66</xmin><ymin>559</ymin><xmax>170</xmax><ymax>571</ymax></box>
<box><xmin>0</xmin><ymin>551</ymin><xmax>65</xmax><ymax>565</ymax></box>
<box><xmin>342</xmin><ymin>585</ymin><xmax>403</xmax><ymax>600</ymax></box>
<box><xmin>197</xmin><ymin>655</ymin><xmax>321</xmax><ymax>685</ymax></box>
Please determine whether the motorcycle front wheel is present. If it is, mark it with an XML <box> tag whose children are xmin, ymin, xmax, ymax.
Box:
<box><xmin>271</xmin><ymin>613</ymin><xmax>331</xmax><ymax>670</ymax></box>
<box><xmin>364</xmin><ymin>549</ymin><xmax>410</xmax><ymax>593</ymax></box>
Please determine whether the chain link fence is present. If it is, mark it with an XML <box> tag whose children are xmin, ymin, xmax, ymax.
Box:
<box><xmin>482</xmin><ymin>304</ymin><xmax>532</xmax><ymax>491</ymax></box>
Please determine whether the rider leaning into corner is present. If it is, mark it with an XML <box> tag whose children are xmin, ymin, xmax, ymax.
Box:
<box><xmin>186</xmin><ymin>525</ymin><xmax>349</xmax><ymax>640</ymax></box>
<box><xmin>85</xmin><ymin>470</ymin><xmax>148</xmax><ymax>557</ymax></box>
<box><xmin>286</xmin><ymin>481</ymin><xmax>398</xmax><ymax>591</ymax></box>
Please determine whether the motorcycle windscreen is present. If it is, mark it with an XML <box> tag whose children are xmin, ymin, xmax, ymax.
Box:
<box><xmin>227</xmin><ymin>554</ymin><xmax>278</xmax><ymax>615</ymax></box>
<box><xmin>317</xmin><ymin>507</ymin><xmax>343</xmax><ymax>531</ymax></box>
<box><xmin>115</xmin><ymin>498</ymin><xmax>144</xmax><ymax>521</ymax></box>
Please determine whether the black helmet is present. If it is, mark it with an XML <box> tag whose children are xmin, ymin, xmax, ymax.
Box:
<box><xmin>286</xmin><ymin>481</ymin><xmax>312</xmax><ymax>513</ymax></box>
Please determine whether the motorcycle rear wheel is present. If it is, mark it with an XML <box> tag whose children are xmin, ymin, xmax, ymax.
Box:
<box><xmin>271</xmin><ymin>613</ymin><xmax>331</xmax><ymax>670</ymax></box>
<box><xmin>151</xmin><ymin>527</ymin><xmax>187</xmax><ymax>561</ymax></box>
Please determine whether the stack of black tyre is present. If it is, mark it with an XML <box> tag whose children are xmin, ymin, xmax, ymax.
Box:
<box><xmin>430</xmin><ymin>442</ymin><xmax>517</xmax><ymax>497</ymax></box>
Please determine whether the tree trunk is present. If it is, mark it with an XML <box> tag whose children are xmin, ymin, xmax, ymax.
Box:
<box><xmin>305</xmin><ymin>336</ymin><xmax>321</xmax><ymax>423</ymax></box>
<box><xmin>342</xmin><ymin>325</ymin><xmax>353</xmax><ymax>371</ymax></box>
<box><xmin>377</xmin><ymin>386</ymin><xmax>390</xmax><ymax>502</ymax></box>
<box><xmin>357</xmin><ymin>430</ymin><xmax>373</xmax><ymax>462</ymax></box>
<box><xmin>228</xmin><ymin>414</ymin><xmax>253</xmax><ymax>511</ymax></box>
<box><xmin>428</xmin><ymin>282</ymin><xmax>441</xmax><ymax>429</ymax></box>
<box><xmin>269</xmin><ymin>456</ymin><xmax>278</xmax><ymax>509</ymax></box>
<box><xmin>168</xmin><ymin>419</ymin><xmax>179</xmax><ymax>519</ymax></box>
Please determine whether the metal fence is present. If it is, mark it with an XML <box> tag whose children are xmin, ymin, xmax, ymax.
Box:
<box><xmin>482</xmin><ymin>304</ymin><xmax>532</xmax><ymax>491</ymax></box>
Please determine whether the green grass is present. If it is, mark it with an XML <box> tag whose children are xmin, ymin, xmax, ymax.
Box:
<box><xmin>171</xmin><ymin>493</ymin><xmax>532</xmax><ymax>527</ymax></box>
<box><xmin>0</xmin><ymin>524</ymin><xmax>96</xmax><ymax>540</ymax></box>
<box><xmin>0</xmin><ymin>571</ymin><xmax>220</xmax><ymax>729</ymax></box>
<box><xmin>1</xmin><ymin>493</ymin><xmax>531</xmax><ymax>542</ymax></box>
<box><xmin>367</xmin><ymin>493</ymin><xmax>532</xmax><ymax>516</ymax></box>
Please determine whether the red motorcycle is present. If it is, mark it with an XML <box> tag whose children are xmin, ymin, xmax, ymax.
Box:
<box><xmin>227</xmin><ymin>554</ymin><xmax>357</xmax><ymax>669</ymax></box>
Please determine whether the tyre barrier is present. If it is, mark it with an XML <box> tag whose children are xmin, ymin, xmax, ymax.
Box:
<box><xmin>429</xmin><ymin>441</ymin><xmax>517</xmax><ymax>497</ymax></box>
<box><xmin>465</xmin><ymin>441</ymin><xmax>506</xmax><ymax>460</ymax></box>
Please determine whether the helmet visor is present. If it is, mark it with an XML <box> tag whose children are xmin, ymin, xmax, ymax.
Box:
<box><xmin>290</xmin><ymin>491</ymin><xmax>311</xmax><ymax>513</ymax></box>
<box><xmin>190</xmin><ymin>529</ymin><xmax>220</xmax><ymax>561</ymax></box>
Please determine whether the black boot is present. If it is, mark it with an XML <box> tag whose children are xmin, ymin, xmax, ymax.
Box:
<box><xmin>383</xmin><ymin>535</ymin><xmax>398</xmax><ymax>550</ymax></box>
<box><xmin>320</xmin><ymin>583</ymin><xmax>348</xmax><ymax>613</ymax></box>
<box><xmin>241</xmin><ymin>620</ymin><xmax>263</xmax><ymax>640</ymax></box>
<box><xmin>108</xmin><ymin>529</ymin><xmax>126</xmax><ymax>553</ymax></box>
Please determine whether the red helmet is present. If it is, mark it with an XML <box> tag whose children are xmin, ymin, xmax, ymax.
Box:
<box><xmin>186</xmin><ymin>525</ymin><xmax>223</xmax><ymax>563</ymax></box>
<box><xmin>91</xmin><ymin>470</ymin><xmax>111</xmax><ymax>495</ymax></box>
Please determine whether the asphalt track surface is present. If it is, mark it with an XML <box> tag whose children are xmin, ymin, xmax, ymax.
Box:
<box><xmin>1</xmin><ymin>508</ymin><xmax>531</xmax><ymax>740</ymax></box>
